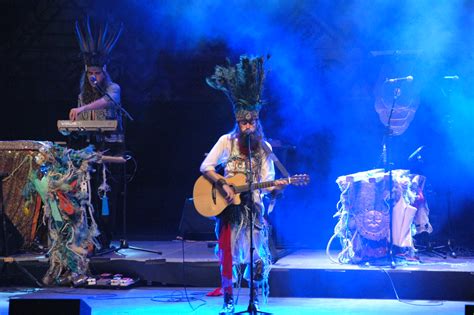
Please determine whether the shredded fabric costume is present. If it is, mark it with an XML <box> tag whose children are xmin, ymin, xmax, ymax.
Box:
<box><xmin>200</xmin><ymin>133</ymin><xmax>274</xmax><ymax>300</ymax></box>
<box><xmin>23</xmin><ymin>142</ymin><xmax>100</xmax><ymax>285</ymax></box>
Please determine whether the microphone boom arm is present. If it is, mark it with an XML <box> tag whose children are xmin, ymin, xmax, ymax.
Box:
<box><xmin>93</xmin><ymin>82</ymin><xmax>134</xmax><ymax>122</ymax></box>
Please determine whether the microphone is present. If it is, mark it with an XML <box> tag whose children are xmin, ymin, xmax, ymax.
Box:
<box><xmin>408</xmin><ymin>145</ymin><xmax>424</xmax><ymax>161</ymax></box>
<box><xmin>443</xmin><ymin>75</ymin><xmax>459</xmax><ymax>80</ymax></box>
<box><xmin>90</xmin><ymin>75</ymin><xmax>98</xmax><ymax>86</ymax></box>
<box><xmin>385</xmin><ymin>75</ymin><xmax>413</xmax><ymax>83</ymax></box>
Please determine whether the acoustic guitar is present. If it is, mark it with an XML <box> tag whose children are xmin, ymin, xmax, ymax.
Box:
<box><xmin>192</xmin><ymin>173</ymin><xmax>310</xmax><ymax>217</ymax></box>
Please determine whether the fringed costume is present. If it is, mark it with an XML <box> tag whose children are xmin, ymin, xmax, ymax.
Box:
<box><xmin>23</xmin><ymin>142</ymin><xmax>100</xmax><ymax>286</ymax></box>
<box><xmin>201</xmin><ymin>133</ymin><xmax>274</xmax><ymax>296</ymax></box>
<box><xmin>202</xmin><ymin>55</ymin><xmax>277</xmax><ymax>313</ymax></box>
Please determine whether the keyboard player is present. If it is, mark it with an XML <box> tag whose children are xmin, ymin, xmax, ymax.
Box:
<box><xmin>67</xmin><ymin>65</ymin><xmax>124</xmax><ymax>151</ymax></box>
<box><xmin>65</xmin><ymin>18</ymin><xmax>127</xmax><ymax>251</ymax></box>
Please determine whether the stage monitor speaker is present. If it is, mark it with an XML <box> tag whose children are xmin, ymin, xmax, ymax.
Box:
<box><xmin>178</xmin><ymin>198</ymin><xmax>215</xmax><ymax>240</ymax></box>
<box><xmin>9</xmin><ymin>298</ymin><xmax>91</xmax><ymax>315</ymax></box>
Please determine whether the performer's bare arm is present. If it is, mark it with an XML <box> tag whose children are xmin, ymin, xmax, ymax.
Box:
<box><xmin>69</xmin><ymin>97</ymin><xmax>110</xmax><ymax>121</ymax></box>
<box><xmin>203</xmin><ymin>170</ymin><xmax>235</xmax><ymax>203</ymax></box>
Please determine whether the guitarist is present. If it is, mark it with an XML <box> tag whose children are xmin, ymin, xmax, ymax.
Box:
<box><xmin>202</xmin><ymin>55</ymin><xmax>287</xmax><ymax>314</ymax></box>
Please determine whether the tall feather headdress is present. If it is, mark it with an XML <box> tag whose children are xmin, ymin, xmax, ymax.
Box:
<box><xmin>206</xmin><ymin>55</ymin><xmax>266</xmax><ymax>121</ymax></box>
<box><xmin>75</xmin><ymin>16</ymin><xmax>123</xmax><ymax>67</ymax></box>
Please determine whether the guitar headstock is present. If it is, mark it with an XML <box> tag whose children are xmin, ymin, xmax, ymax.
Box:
<box><xmin>289</xmin><ymin>174</ymin><xmax>310</xmax><ymax>186</ymax></box>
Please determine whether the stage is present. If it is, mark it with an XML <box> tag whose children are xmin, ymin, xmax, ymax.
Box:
<box><xmin>0</xmin><ymin>287</ymin><xmax>470</xmax><ymax>315</ymax></box>
<box><xmin>3</xmin><ymin>1</ymin><xmax>474</xmax><ymax>314</ymax></box>
<box><xmin>2</xmin><ymin>240</ymin><xmax>473</xmax><ymax>304</ymax></box>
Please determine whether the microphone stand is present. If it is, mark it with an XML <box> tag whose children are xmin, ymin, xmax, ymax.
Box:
<box><xmin>437</xmin><ymin>79</ymin><xmax>457</xmax><ymax>258</ymax></box>
<box><xmin>384</xmin><ymin>85</ymin><xmax>400</xmax><ymax>269</ymax></box>
<box><xmin>90</xmin><ymin>81</ymin><xmax>162</xmax><ymax>257</ymax></box>
<box><xmin>92</xmin><ymin>81</ymin><xmax>134</xmax><ymax>121</ymax></box>
<box><xmin>235</xmin><ymin>134</ymin><xmax>271</xmax><ymax>315</ymax></box>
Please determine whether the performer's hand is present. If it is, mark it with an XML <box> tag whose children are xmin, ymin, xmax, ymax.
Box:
<box><xmin>274</xmin><ymin>179</ymin><xmax>289</xmax><ymax>190</ymax></box>
<box><xmin>69</xmin><ymin>108</ymin><xmax>81</xmax><ymax>121</ymax></box>
<box><xmin>222</xmin><ymin>184</ymin><xmax>235</xmax><ymax>203</ymax></box>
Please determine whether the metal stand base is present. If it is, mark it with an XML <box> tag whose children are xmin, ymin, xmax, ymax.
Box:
<box><xmin>235</xmin><ymin>305</ymin><xmax>272</xmax><ymax>315</ymax></box>
<box><xmin>416</xmin><ymin>240</ymin><xmax>456</xmax><ymax>259</ymax></box>
<box><xmin>94</xmin><ymin>156</ymin><xmax>162</xmax><ymax>257</ymax></box>
<box><xmin>93</xmin><ymin>239</ymin><xmax>162</xmax><ymax>256</ymax></box>
<box><xmin>0</xmin><ymin>257</ymin><xmax>43</xmax><ymax>287</ymax></box>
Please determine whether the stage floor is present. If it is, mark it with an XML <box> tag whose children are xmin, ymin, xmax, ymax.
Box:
<box><xmin>9</xmin><ymin>239</ymin><xmax>474</xmax><ymax>271</ymax></box>
<box><xmin>0</xmin><ymin>287</ymin><xmax>471</xmax><ymax>315</ymax></box>
<box><xmin>2</xmin><ymin>240</ymin><xmax>474</xmax><ymax>302</ymax></box>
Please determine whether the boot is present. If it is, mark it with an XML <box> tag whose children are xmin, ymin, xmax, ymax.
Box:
<box><xmin>219</xmin><ymin>292</ymin><xmax>234</xmax><ymax>314</ymax></box>
<box><xmin>251</xmin><ymin>283</ymin><xmax>260</xmax><ymax>311</ymax></box>
<box><xmin>253</xmin><ymin>259</ymin><xmax>264</xmax><ymax>282</ymax></box>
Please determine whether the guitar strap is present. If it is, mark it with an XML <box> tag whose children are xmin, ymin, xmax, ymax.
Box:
<box><xmin>262</xmin><ymin>141</ymin><xmax>290</xmax><ymax>178</ymax></box>
<box><xmin>261</xmin><ymin>141</ymin><xmax>290</xmax><ymax>214</ymax></box>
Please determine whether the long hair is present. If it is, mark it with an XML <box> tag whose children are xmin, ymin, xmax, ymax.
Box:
<box><xmin>231</xmin><ymin>120</ymin><xmax>265</xmax><ymax>156</ymax></box>
<box><xmin>79</xmin><ymin>70</ymin><xmax>112</xmax><ymax>105</ymax></box>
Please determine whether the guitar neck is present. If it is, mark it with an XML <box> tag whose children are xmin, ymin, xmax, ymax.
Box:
<box><xmin>234</xmin><ymin>179</ymin><xmax>283</xmax><ymax>193</ymax></box>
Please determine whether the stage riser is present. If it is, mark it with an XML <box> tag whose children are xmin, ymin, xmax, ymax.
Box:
<box><xmin>4</xmin><ymin>260</ymin><xmax>474</xmax><ymax>301</ymax></box>
<box><xmin>269</xmin><ymin>268</ymin><xmax>474</xmax><ymax>301</ymax></box>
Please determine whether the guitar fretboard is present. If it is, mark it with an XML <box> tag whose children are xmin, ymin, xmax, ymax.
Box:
<box><xmin>234</xmin><ymin>179</ymin><xmax>287</xmax><ymax>193</ymax></box>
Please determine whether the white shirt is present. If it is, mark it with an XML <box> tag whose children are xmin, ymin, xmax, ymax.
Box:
<box><xmin>200</xmin><ymin>133</ymin><xmax>276</xmax><ymax>207</ymax></box>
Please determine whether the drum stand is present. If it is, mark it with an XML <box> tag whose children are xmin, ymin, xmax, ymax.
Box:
<box><xmin>414</xmin><ymin>232</ymin><xmax>448</xmax><ymax>259</ymax></box>
<box><xmin>410</xmin><ymin>152</ymin><xmax>455</xmax><ymax>259</ymax></box>
<box><xmin>430</xmin><ymin>83</ymin><xmax>458</xmax><ymax>259</ymax></box>
<box><xmin>415</xmin><ymin>81</ymin><xmax>458</xmax><ymax>259</ymax></box>
<box><xmin>442</xmin><ymin>187</ymin><xmax>457</xmax><ymax>258</ymax></box>
<box><xmin>235</xmin><ymin>135</ymin><xmax>271</xmax><ymax>315</ymax></box>
<box><xmin>416</xmin><ymin>187</ymin><xmax>456</xmax><ymax>259</ymax></box>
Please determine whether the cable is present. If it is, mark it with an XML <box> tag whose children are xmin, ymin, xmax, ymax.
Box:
<box><xmin>380</xmin><ymin>267</ymin><xmax>444</xmax><ymax>306</ymax></box>
<box><xmin>3</xmin><ymin>287</ymin><xmax>205</xmax><ymax>304</ymax></box>
<box><xmin>100</xmin><ymin>151</ymin><xmax>137</xmax><ymax>184</ymax></box>
<box><xmin>180</xmin><ymin>237</ymin><xmax>206</xmax><ymax>311</ymax></box>
<box><xmin>150</xmin><ymin>291</ymin><xmax>206</xmax><ymax>304</ymax></box>
<box><xmin>123</xmin><ymin>151</ymin><xmax>138</xmax><ymax>183</ymax></box>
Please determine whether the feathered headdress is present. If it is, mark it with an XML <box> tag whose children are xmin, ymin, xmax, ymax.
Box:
<box><xmin>206</xmin><ymin>55</ymin><xmax>266</xmax><ymax>121</ymax></box>
<box><xmin>75</xmin><ymin>17</ymin><xmax>123</xmax><ymax>67</ymax></box>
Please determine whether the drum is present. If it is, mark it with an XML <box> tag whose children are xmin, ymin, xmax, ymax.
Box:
<box><xmin>336</xmin><ymin>169</ymin><xmax>390</xmax><ymax>262</ymax></box>
<box><xmin>0</xmin><ymin>141</ymin><xmax>43</xmax><ymax>252</ymax></box>
<box><xmin>334</xmin><ymin>169</ymin><xmax>429</xmax><ymax>263</ymax></box>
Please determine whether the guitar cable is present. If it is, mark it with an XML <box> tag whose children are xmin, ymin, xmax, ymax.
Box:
<box><xmin>180</xmin><ymin>236</ymin><xmax>206</xmax><ymax>311</ymax></box>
